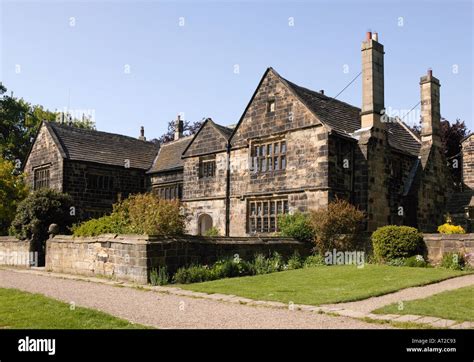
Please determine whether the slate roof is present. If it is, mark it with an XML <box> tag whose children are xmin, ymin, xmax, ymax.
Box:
<box><xmin>147</xmin><ymin>135</ymin><xmax>193</xmax><ymax>174</ymax></box>
<box><xmin>278</xmin><ymin>71</ymin><xmax>421</xmax><ymax>156</ymax></box>
<box><xmin>45</xmin><ymin>122</ymin><xmax>159</xmax><ymax>170</ymax></box>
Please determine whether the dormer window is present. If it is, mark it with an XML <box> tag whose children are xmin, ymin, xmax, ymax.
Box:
<box><xmin>267</xmin><ymin>99</ymin><xmax>275</xmax><ymax>113</ymax></box>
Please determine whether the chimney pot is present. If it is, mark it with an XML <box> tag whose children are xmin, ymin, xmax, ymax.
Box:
<box><xmin>319</xmin><ymin>89</ymin><xmax>324</xmax><ymax>95</ymax></box>
<box><xmin>372</xmin><ymin>32</ymin><xmax>378</xmax><ymax>42</ymax></box>
<box><xmin>427</xmin><ymin>68</ymin><xmax>432</xmax><ymax>77</ymax></box>
<box><xmin>174</xmin><ymin>114</ymin><xmax>184</xmax><ymax>141</ymax></box>
<box><xmin>138</xmin><ymin>126</ymin><xmax>146</xmax><ymax>141</ymax></box>
<box><xmin>366</xmin><ymin>31</ymin><xmax>372</xmax><ymax>41</ymax></box>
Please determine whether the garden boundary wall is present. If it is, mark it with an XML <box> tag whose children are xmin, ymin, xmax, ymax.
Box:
<box><xmin>423</xmin><ymin>233</ymin><xmax>474</xmax><ymax>266</ymax></box>
<box><xmin>45</xmin><ymin>234</ymin><xmax>311</xmax><ymax>284</ymax></box>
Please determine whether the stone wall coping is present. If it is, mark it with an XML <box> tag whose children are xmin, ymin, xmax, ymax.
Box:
<box><xmin>48</xmin><ymin>234</ymin><xmax>307</xmax><ymax>245</ymax></box>
<box><xmin>0</xmin><ymin>236</ymin><xmax>24</xmax><ymax>243</ymax></box>
<box><xmin>424</xmin><ymin>234</ymin><xmax>474</xmax><ymax>241</ymax></box>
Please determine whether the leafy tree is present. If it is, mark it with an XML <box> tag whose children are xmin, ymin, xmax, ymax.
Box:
<box><xmin>157</xmin><ymin>118</ymin><xmax>204</xmax><ymax>144</ymax></box>
<box><xmin>0</xmin><ymin>83</ymin><xmax>95</xmax><ymax>165</ymax></box>
<box><xmin>0</xmin><ymin>158</ymin><xmax>28</xmax><ymax>235</ymax></box>
<box><xmin>10</xmin><ymin>189</ymin><xmax>73</xmax><ymax>265</ymax></box>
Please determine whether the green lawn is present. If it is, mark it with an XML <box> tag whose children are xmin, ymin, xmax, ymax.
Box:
<box><xmin>0</xmin><ymin>288</ymin><xmax>149</xmax><ymax>329</ymax></box>
<box><xmin>373</xmin><ymin>285</ymin><xmax>474</xmax><ymax>322</ymax></box>
<box><xmin>180</xmin><ymin>265</ymin><xmax>467</xmax><ymax>306</ymax></box>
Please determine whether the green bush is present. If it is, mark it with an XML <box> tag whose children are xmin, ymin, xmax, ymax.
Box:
<box><xmin>71</xmin><ymin>213</ymin><xmax>125</xmax><ymax>237</ymax></box>
<box><xmin>278</xmin><ymin>212</ymin><xmax>314</xmax><ymax>242</ymax></box>
<box><xmin>403</xmin><ymin>255</ymin><xmax>428</xmax><ymax>268</ymax></box>
<box><xmin>303</xmin><ymin>254</ymin><xmax>326</xmax><ymax>268</ymax></box>
<box><xmin>204</xmin><ymin>226</ymin><xmax>220</xmax><ymax>237</ymax></box>
<box><xmin>72</xmin><ymin>193</ymin><xmax>185</xmax><ymax>236</ymax></box>
<box><xmin>310</xmin><ymin>199</ymin><xmax>365</xmax><ymax>252</ymax></box>
<box><xmin>371</xmin><ymin>225</ymin><xmax>424</xmax><ymax>262</ymax></box>
<box><xmin>150</xmin><ymin>266</ymin><xmax>169</xmax><ymax>286</ymax></box>
<box><xmin>440</xmin><ymin>252</ymin><xmax>466</xmax><ymax>270</ymax></box>
<box><xmin>10</xmin><ymin>188</ymin><xmax>73</xmax><ymax>241</ymax></box>
<box><xmin>286</xmin><ymin>251</ymin><xmax>303</xmax><ymax>270</ymax></box>
<box><xmin>252</xmin><ymin>252</ymin><xmax>284</xmax><ymax>275</ymax></box>
<box><xmin>173</xmin><ymin>265</ymin><xmax>211</xmax><ymax>284</ymax></box>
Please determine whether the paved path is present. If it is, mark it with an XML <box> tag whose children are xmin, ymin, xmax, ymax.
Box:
<box><xmin>322</xmin><ymin>274</ymin><xmax>474</xmax><ymax>314</ymax></box>
<box><xmin>0</xmin><ymin>269</ymin><xmax>389</xmax><ymax>329</ymax></box>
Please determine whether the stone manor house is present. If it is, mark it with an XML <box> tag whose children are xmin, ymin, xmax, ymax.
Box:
<box><xmin>23</xmin><ymin>33</ymin><xmax>472</xmax><ymax>236</ymax></box>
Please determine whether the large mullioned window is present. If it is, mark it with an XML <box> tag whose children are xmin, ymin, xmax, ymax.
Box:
<box><xmin>250</xmin><ymin>140</ymin><xmax>286</xmax><ymax>174</ymax></box>
<box><xmin>248</xmin><ymin>199</ymin><xmax>289</xmax><ymax>233</ymax></box>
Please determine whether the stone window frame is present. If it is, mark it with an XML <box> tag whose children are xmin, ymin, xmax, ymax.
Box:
<box><xmin>156</xmin><ymin>183</ymin><xmax>183</xmax><ymax>200</ymax></box>
<box><xmin>199</xmin><ymin>155</ymin><xmax>216</xmax><ymax>179</ymax></box>
<box><xmin>250</xmin><ymin>137</ymin><xmax>287</xmax><ymax>174</ymax></box>
<box><xmin>267</xmin><ymin>98</ymin><xmax>276</xmax><ymax>113</ymax></box>
<box><xmin>247</xmin><ymin>198</ymin><xmax>289</xmax><ymax>234</ymax></box>
<box><xmin>33</xmin><ymin>165</ymin><xmax>51</xmax><ymax>190</ymax></box>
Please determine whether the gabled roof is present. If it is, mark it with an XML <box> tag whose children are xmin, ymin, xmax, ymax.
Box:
<box><xmin>229</xmin><ymin>67</ymin><xmax>422</xmax><ymax>156</ymax></box>
<box><xmin>44</xmin><ymin>122</ymin><xmax>159</xmax><ymax>170</ymax></box>
<box><xmin>147</xmin><ymin>135</ymin><xmax>193</xmax><ymax>174</ymax></box>
<box><xmin>182</xmin><ymin>118</ymin><xmax>233</xmax><ymax>158</ymax></box>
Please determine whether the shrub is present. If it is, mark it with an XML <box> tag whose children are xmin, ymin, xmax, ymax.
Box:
<box><xmin>150</xmin><ymin>266</ymin><xmax>169</xmax><ymax>286</ymax></box>
<box><xmin>278</xmin><ymin>212</ymin><xmax>314</xmax><ymax>242</ymax></box>
<box><xmin>403</xmin><ymin>255</ymin><xmax>428</xmax><ymax>268</ymax></box>
<box><xmin>173</xmin><ymin>265</ymin><xmax>214</xmax><ymax>284</ymax></box>
<box><xmin>303</xmin><ymin>254</ymin><xmax>326</xmax><ymax>268</ymax></box>
<box><xmin>437</xmin><ymin>223</ymin><xmax>466</xmax><ymax>234</ymax></box>
<box><xmin>440</xmin><ymin>252</ymin><xmax>466</xmax><ymax>270</ymax></box>
<box><xmin>204</xmin><ymin>226</ymin><xmax>220</xmax><ymax>237</ymax></box>
<box><xmin>310</xmin><ymin>199</ymin><xmax>365</xmax><ymax>252</ymax></box>
<box><xmin>71</xmin><ymin>213</ymin><xmax>125</xmax><ymax>237</ymax></box>
<box><xmin>10</xmin><ymin>188</ymin><xmax>73</xmax><ymax>241</ymax></box>
<box><xmin>386</xmin><ymin>257</ymin><xmax>406</xmax><ymax>267</ymax></box>
<box><xmin>72</xmin><ymin>193</ymin><xmax>185</xmax><ymax>236</ymax></box>
<box><xmin>251</xmin><ymin>252</ymin><xmax>284</xmax><ymax>275</ymax></box>
<box><xmin>371</xmin><ymin>225</ymin><xmax>424</xmax><ymax>262</ymax></box>
<box><xmin>118</xmin><ymin>194</ymin><xmax>185</xmax><ymax>235</ymax></box>
<box><xmin>286</xmin><ymin>251</ymin><xmax>303</xmax><ymax>270</ymax></box>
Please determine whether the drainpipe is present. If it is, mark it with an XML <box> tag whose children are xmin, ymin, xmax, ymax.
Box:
<box><xmin>225</xmin><ymin>142</ymin><xmax>231</xmax><ymax>236</ymax></box>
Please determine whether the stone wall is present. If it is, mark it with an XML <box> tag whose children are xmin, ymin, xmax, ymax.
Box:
<box><xmin>46</xmin><ymin>234</ymin><xmax>311</xmax><ymax>283</ymax></box>
<box><xmin>424</xmin><ymin>234</ymin><xmax>474</xmax><ymax>266</ymax></box>
<box><xmin>63</xmin><ymin>160</ymin><xmax>147</xmax><ymax>220</ymax></box>
<box><xmin>0</xmin><ymin>237</ymin><xmax>34</xmax><ymax>267</ymax></box>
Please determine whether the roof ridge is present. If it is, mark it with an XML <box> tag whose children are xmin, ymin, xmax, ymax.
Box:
<box><xmin>47</xmin><ymin>121</ymin><xmax>156</xmax><ymax>145</ymax></box>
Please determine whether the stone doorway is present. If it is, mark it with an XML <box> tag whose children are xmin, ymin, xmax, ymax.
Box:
<box><xmin>198</xmin><ymin>214</ymin><xmax>213</xmax><ymax>235</ymax></box>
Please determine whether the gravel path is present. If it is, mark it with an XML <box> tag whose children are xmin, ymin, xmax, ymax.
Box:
<box><xmin>323</xmin><ymin>274</ymin><xmax>474</xmax><ymax>314</ymax></box>
<box><xmin>0</xmin><ymin>269</ymin><xmax>389</xmax><ymax>329</ymax></box>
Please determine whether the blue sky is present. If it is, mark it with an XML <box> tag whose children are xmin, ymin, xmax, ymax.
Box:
<box><xmin>1</xmin><ymin>0</ymin><xmax>473</xmax><ymax>139</ymax></box>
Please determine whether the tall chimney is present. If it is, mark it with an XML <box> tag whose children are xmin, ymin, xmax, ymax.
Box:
<box><xmin>174</xmin><ymin>114</ymin><xmax>184</xmax><ymax>140</ymax></box>
<box><xmin>361</xmin><ymin>31</ymin><xmax>385</xmax><ymax>129</ymax></box>
<box><xmin>138</xmin><ymin>126</ymin><xmax>146</xmax><ymax>141</ymax></box>
<box><xmin>420</xmin><ymin>68</ymin><xmax>441</xmax><ymax>146</ymax></box>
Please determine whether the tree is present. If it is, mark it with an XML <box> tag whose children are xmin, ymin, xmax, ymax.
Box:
<box><xmin>0</xmin><ymin>83</ymin><xmax>96</xmax><ymax>165</ymax></box>
<box><xmin>10</xmin><ymin>189</ymin><xmax>73</xmax><ymax>266</ymax></box>
<box><xmin>157</xmin><ymin>118</ymin><xmax>204</xmax><ymax>144</ymax></box>
<box><xmin>0</xmin><ymin>158</ymin><xmax>28</xmax><ymax>235</ymax></box>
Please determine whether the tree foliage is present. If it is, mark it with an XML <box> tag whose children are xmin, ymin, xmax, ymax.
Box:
<box><xmin>0</xmin><ymin>158</ymin><xmax>28</xmax><ymax>235</ymax></box>
<box><xmin>157</xmin><ymin>118</ymin><xmax>203</xmax><ymax>144</ymax></box>
<box><xmin>0</xmin><ymin>84</ymin><xmax>95</xmax><ymax>165</ymax></box>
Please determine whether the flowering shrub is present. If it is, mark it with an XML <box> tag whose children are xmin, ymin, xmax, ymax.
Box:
<box><xmin>437</xmin><ymin>223</ymin><xmax>465</xmax><ymax>234</ymax></box>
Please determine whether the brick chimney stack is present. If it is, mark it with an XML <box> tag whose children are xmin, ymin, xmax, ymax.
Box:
<box><xmin>174</xmin><ymin>114</ymin><xmax>184</xmax><ymax>141</ymax></box>
<box><xmin>420</xmin><ymin>68</ymin><xmax>441</xmax><ymax>146</ymax></box>
<box><xmin>138</xmin><ymin>126</ymin><xmax>146</xmax><ymax>141</ymax></box>
<box><xmin>361</xmin><ymin>31</ymin><xmax>385</xmax><ymax>129</ymax></box>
